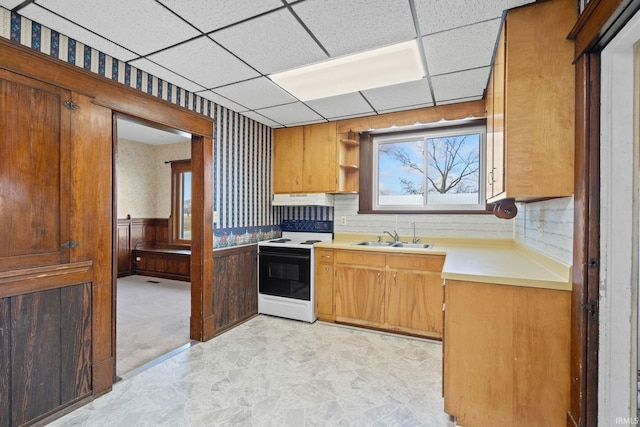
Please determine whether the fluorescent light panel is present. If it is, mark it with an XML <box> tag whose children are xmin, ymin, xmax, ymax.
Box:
<box><xmin>269</xmin><ymin>40</ymin><xmax>424</xmax><ymax>101</ymax></box>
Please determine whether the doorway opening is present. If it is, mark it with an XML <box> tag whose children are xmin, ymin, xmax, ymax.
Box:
<box><xmin>114</xmin><ymin>114</ymin><xmax>193</xmax><ymax>377</ymax></box>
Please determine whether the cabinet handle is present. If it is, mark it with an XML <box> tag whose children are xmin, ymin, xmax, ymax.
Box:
<box><xmin>321</xmin><ymin>255</ymin><xmax>331</xmax><ymax>259</ymax></box>
<box><xmin>393</xmin><ymin>272</ymin><xmax>397</xmax><ymax>284</ymax></box>
<box><xmin>324</xmin><ymin>266</ymin><xmax>330</xmax><ymax>273</ymax></box>
<box><xmin>376</xmin><ymin>272</ymin><xmax>381</xmax><ymax>284</ymax></box>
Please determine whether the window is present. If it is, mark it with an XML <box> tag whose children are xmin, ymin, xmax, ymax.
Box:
<box><xmin>171</xmin><ymin>160</ymin><xmax>192</xmax><ymax>244</ymax></box>
<box><xmin>368</xmin><ymin>124</ymin><xmax>487</xmax><ymax>212</ymax></box>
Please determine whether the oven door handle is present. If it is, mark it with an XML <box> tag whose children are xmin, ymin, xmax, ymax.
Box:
<box><xmin>258</xmin><ymin>252</ymin><xmax>310</xmax><ymax>261</ymax></box>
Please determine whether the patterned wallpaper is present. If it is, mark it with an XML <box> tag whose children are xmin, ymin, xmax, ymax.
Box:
<box><xmin>1</xmin><ymin>7</ymin><xmax>279</xmax><ymax>248</ymax></box>
<box><xmin>0</xmin><ymin>7</ymin><xmax>575</xmax><ymax>260</ymax></box>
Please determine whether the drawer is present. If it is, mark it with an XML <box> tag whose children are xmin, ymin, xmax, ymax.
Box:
<box><xmin>335</xmin><ymin>250</ymin><xmax>386</xmax><ymax>267</ymax></box>
<box><xmin>315</xmin><ymin>249</ymin><xmax>334</xmax><ymax>262</ymax></box>
<box><xmin>388</xmin><ymin>254</ymin><xmax>445</xmax><ymax>272</ymax></box>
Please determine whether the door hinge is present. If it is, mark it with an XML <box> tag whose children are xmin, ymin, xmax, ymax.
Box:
<box><xmin>0</xmin><ymin>327</ymin><xmax>3</xmax><ymax>337</ymax></box>
<box><xmin>584</xmin><ymin>299</ymin><xmax>598</xmax><ymax>320</ymax></box>
<box><xmin>61</xmin><ymin>240</ymin><xmax>79</xmax><ymax>249</ymax></box>
<box><xmin>62</xmin><ymin>100</ymin><xmax>80</xmax><ymax>110</ymax></box>
<box><xmin>588</xmin><ymin>258</ymin><xmax>599</xmax><ymax>269</ymax></box>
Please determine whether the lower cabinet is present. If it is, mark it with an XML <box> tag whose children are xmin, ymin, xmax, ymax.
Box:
<box><xmin>443</xmin><ymin>279</ymin><xmax>571</xmax><ymax>427</ymax></box>
<box><xmin>386</xmin><ymin>254</ymin><xmax>444</xmax><ymax>338</ymax></box>
<box><xmin>1</xmin><ymin>283</ymin><xmax>92</xmax><ymax>427</ymax></box>
<box><xmin>315</xmin><ymin>249</ymin><xmax>335</xmax><ymax>321</ymax></box>
<box><xmin>319</xmin><ymin>248</ymin><xmax>444</xmax><ymax>338</ymax></box>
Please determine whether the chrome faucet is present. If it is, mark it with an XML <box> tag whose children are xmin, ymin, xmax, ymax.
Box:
<box><xmin>412</xmin><ymin>222</ymin><xmax>420</xmax><ymax>244</ymax></box>
<box><xmin>383</xmin><ymin>230</ymin><xmax>399</xmax><ymax>242</ymax></box>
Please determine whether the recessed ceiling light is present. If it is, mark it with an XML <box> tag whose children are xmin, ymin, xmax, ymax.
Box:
<box><xmin>269</xmin><ymin>40</ymin><xmax>425</xmax><ymax>101</ymax></box>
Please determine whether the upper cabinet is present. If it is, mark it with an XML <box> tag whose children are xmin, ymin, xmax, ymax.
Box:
<box><xmin>273</xmin><ymin>122</ymin><xmax>339</xmax><ymax>193</ymax></box>
<box><xmin>486</xmin><ymin>0</ymin><xmax>575</xmax><ymax>203</ymax></box>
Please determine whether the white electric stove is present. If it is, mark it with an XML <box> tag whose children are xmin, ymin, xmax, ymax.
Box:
<box><xmin>257</xmin><ymin>221</ymin><xmax>333</xmax><ymax>322</ymax></box>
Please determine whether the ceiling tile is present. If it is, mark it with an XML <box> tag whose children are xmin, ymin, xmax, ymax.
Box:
<box><xmin>127</xmin><ymin>58</ymin><xmax>204</xmax><ymax>93</ymax></box>
<box><xmin>414</xmin><ymin>0</ymin><xmax>535</xmax><ymax>34</ymax></box>
<box><xmin>196</xmin><ymin>90</ymin><xmax>248</xmax><ymax>112</ymax></box>
<box><xmin>214</xmin><ymin>77</ymin><xmax>296</xmax><ymax>110</ymax></box>
<box><xmin>423</xmin><ymin>19</ymin><xmax>501</xmax><ymax>76</ymax></box>
<box><xmin>20</xmin><ymin>4</ymin><xmax>138</xmax><ymax>61</ymax></box>
<box><xmin>36</xmin><ymin>0</ymin><xmax>200</xmax><ymax>55</ymax></box>
<box><xmin>157</xmin><ymin>0</ymin><xmax>283</xmax><ymax>33</ymax></box>
<box><xmin>305</xmin><ymin>92</ymin><xmax>374</xmax><ymax>120</ymax></box>
<box><xmin>292</xmin><ymin>0</ymin><xmax>415</xmax><ymax>57</ymax></box>
<box><xmin>145</xmin><ymin>36</ymin><xmax>260</xmax><ymax>89</ymax></box>
<box><xmin>254</xmin><ymin>102</ymin><xmax>324</xmax><ymax>126</ymax></box>
<box><xmin>0</xmin><ymin>1</ymin><xmax>27</xmax><ymax>9</ymax></box>
<box><xmin>240</xmin><ymin>111</ymin><xmax>283</xmax><ymax>128</ymax></box>
<box><xmin>430</xmin><ymin>67</ymin><xmax>490</xmax><ymax>103</ymax></box>
<box><xmin>361</xmin><ymin>79</ymin><xmax>433</xmax><ymax>112</ymax></box>
<box><xmin>211</xmin><ymin>8</ymin><xmax>328</xmax><ymax>74</ymax></box>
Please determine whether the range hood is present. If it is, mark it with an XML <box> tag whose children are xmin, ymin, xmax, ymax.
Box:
<box><xmin>271</xmin><ymin>193</ymin><xmax>335</xmax><ymax>207</ymax></box>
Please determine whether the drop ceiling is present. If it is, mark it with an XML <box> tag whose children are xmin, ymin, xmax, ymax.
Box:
<box><xmin>3</xmin><ymin>0</ymin><xmax>536</xmax><ymax>128</ymax></box>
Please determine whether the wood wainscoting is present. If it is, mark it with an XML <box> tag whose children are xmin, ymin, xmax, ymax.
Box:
<box><xmin>117</xmin><ymin>218</ymin><xmax>170</xmax><ymax>277</ymax></box>
<box><xmin>212</xmin><ymin>245</ymin><xmax>258</xmax><ymax>335</ymax></box>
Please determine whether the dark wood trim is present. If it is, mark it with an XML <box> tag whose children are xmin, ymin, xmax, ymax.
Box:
<box><xmin>566</xmin><ymin>1</ymin><xmax>640</xmax><ymax>425</ymax></box>
<box><xmin>132</xmin><ymin>247</ymin><xmax>190</xmax><ymax>282</ymax></box>
<box><xmin>0</xmin><ymin>261</ymin><xmax>93</xmax><ymax>298</ymax></box>
<box><xmin>0</xmin><ymin>38</ymin><xmax>213</xmax><ymax>138</ymax></box>
<box><xmin>190</xmin><ymin>135</ymin><xmax>215</xmax><ymax>341</ymax></box>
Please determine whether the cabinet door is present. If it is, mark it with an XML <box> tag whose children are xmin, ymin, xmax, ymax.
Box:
<box><xmin>316</xmin><ymin>261</ymin><xmax>334</xmax><ymax>320</ymax></box>
<box><xmin>335</xmin><ymin>265</ymin><xmax>385</xmax><ymax>324</ymax></box>
<box><xmin>0</xmin><ymin>298</ymin><xmax>8</xmax><ymax>427</ymax></box>
<box><xmin>303</xmin><ymin>122</ymin><xmax>337</xmax><ymax>192</ymax></box>
<box><xmin>387</xmin><ymin>269</ymin><xmax>442</xmax><ymax>335</ymax></box>
<box><xmin>273</xmin><ymin>127</ymin><xmax>303</xmax><ymax>193</ymax></box>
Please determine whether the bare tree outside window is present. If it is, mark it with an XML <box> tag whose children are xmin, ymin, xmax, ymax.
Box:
<box><xmin>375</xmin><ymin>128</ymin><xmax>483</xmax><ymax>209</ymax></box>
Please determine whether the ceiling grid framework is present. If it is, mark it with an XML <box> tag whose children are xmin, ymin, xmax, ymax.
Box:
<box><xmin>2</xmin><ymin>0</ymin><xmax>536</xmax><ymax>128</ymax></box>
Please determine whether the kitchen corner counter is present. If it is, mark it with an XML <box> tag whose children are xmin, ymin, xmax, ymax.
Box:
<box><xmin>315</xmin><ymin>234</ymin><xmax>571</xmax><ymax>291</ymax></box>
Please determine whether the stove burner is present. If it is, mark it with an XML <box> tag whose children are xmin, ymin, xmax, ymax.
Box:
<box><xmin>270</xmin><ymin>238</ymin><xmax>291</xmax><ymax>243</ymax></box>
<box><xmin>301</xmin><ymin>240</ymin><xmax>322</xmax><ymax>245</ymax></box>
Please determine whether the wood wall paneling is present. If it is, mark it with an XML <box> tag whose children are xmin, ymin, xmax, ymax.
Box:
<box><xmin>212</xmin><ymin>245</ymin><xmax>258</xmax><ymax>335</ymax></box>
<box><xmin>0</xmin><ymin>298</ymin><xmax>9</xmax><ymax>427</ymax></box>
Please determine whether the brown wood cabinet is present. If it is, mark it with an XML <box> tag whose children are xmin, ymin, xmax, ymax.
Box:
<box><xmin>443</xmin><ymin>279</ymin><xmax>571</xmax><ymax>427</ymax></box>
<box><xmin>273</xmin><ymin>122</ymin><xmax>337</xmax><ymax>193</ymax></box>
<box><xmin>326</xmin><ymin>249</ymin><xmax>444</xmax><ymax>338</ymax></box>
<box><xmin>485</xmin><ymin>0</ymin><xmax>575</xmax><ymax>202</ymax></box>
<box><xmin>315</xmin><ymin>249</ymin><xmax>335</xmax><ymax>321</ymax></box>
<box><xmin>386</xmin><ymin>254</ymin><xmax>444</xmax><ymax>339</ymax></box>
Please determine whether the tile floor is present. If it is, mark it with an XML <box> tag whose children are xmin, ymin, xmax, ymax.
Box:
<box><xmin>49</xmin><ymin>315</ymin><xmax>452</xmax><ymax>426</ymax></box>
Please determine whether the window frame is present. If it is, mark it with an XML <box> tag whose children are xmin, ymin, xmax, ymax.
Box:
<box><xmin>359</xmin><ymin>120</ymin><xmax>492</xmax><ymax>214</ymax></box>
<box><xmin>170</xmin><ymin>159</ymin><xmax>192</xmax><ymax>245</ymax></box>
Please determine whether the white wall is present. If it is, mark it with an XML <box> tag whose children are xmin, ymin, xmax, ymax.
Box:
<box><xmin>599</xmin><ymin>9</ymin><xmax>640</xmax><ymax>423</ymax></box>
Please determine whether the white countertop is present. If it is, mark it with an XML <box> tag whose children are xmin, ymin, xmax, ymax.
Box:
<box><xmin>315</xmin><ymin>233</ymin><xmax>572</xmax><ymax>291</ymax></box>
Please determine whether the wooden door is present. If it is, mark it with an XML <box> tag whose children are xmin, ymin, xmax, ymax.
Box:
<box><xmin>303</xmin><ymin>122</ymin><xmax>337</xmax><ymax>192</ymax></box>
<box><xmin>116</xmin><ymin>221</ymin><xmax>131</xmax><ymax>276</ymax></box>
<box><xmin>0</xmin><ymin>71</ymin><xmax>72</xmax><ymax>271</ymax></box>
<box><xmin>273</xmin><ymin>127</ymin><xmax>303</xmax><ymax>193</ymax></box>
<box><xmin>335</xmin><ymin>265</ymin><xmax>385</xmax><ymax>324</ymax></box>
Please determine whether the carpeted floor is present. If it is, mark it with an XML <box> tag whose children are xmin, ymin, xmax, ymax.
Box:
<box><xmin>116</xmin><ymin>275</ymin><xmax>191</xmax><ymax>376</ymax></box>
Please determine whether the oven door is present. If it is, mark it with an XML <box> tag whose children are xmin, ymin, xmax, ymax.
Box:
<box><xmin>258</xmin><ymin>246</ymin><xmax>311</xmax><ymax>301</ymax></box>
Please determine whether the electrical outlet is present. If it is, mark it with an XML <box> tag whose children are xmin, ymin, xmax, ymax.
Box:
<box><xmin>213</xmin><ymin>211</ymin><xmax>220</xmax><ymax>225</ymax></box>
<box><xmin>340</xmin><ymin>216</ymin><xmax>347</xmax><ymax>225</ymax></box>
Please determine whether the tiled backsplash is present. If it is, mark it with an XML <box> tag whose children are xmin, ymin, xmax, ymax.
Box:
<box><xmin>333</xmin><ymin>194</ymin><xmax>514</xmax><ymax>239</ymax></box>
<box><xmin>515</xmin><ymin>197</ymin><xmax>574</xmax><ymax>265</ymax></box>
